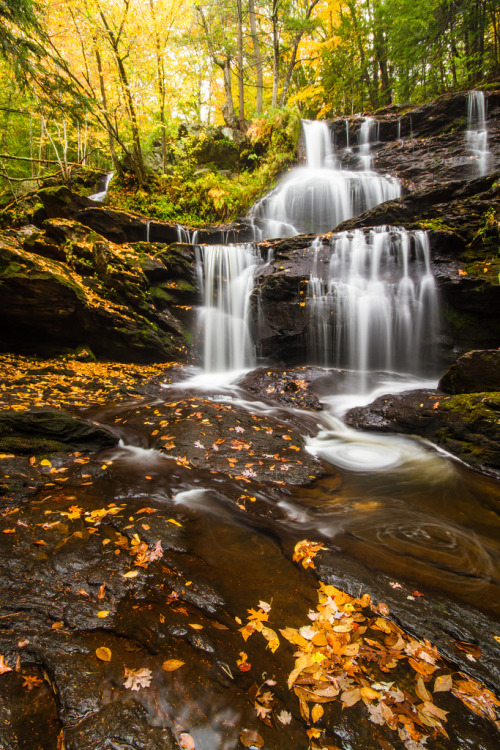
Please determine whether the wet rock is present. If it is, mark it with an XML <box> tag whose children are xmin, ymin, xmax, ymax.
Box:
<box><xmin>345</xmin><ymin>389</ymin><xmax>500</xmax><ymax>474</ymax></box>
<box><xmin>75</xmin><ymin>206</ymin><xmax>179</xmax><ymax>245</ymax></box>
<box><xmin>237</xmin><ymin>367</ymin><xmax>325</xmax><ymax>411</ymax></box>
<box><xmin>0</xmin><ymin>408</ymin><xmax>119</xmax><ymax>454</ymax></box>
<box><xmin>106</xmin><ymin>395</ymin><xmax>329</xmax><ymax>488</ymax></box>
<box><xmin>37</xmin><ymin>186</ymin><xmax>99</xmax><ymax>220</ymax></box>
<box><xmin>439</xmin><ymin>349</ymin><xmax>500</xmax><ymax>394</ymax></box>
<box><xmin>0</xmin><ymin>231</ymin><xmax>189</xmax><ymax>362</ymax></box>
<box><xmin>64</xmin><ymin>701</ymin><xmax>177</xmax><ymax>750</ymax></box>
<box><xmin>329</xmin><ymin>90</ymin><xmax>500</xmax><ymax>190</ymax></box>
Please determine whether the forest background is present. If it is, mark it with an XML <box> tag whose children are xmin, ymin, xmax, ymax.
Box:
<box><xmin>1</xmin><ymin>0</ymin><xmax>499</xmax><ymax>225</ymax></box>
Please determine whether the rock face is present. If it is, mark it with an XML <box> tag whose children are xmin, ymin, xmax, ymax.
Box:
<box><xmin>439</xmin><ymin>349</ymin><xmax>500</xmax><ymax>393</ymax></box>
<box><xmin>329</xmin><ymin>90</ymin><xmax>500</xmax><ymax>191</ymax></box>
<box><xmin>0</xmin><ymin>408</ymin><xmax>118</xmax><ymax>454</ymax></box>
<box><xmin>0</xmin><ymin>222</ymin><xmax>197</xmax><ymax>362</ymax></box>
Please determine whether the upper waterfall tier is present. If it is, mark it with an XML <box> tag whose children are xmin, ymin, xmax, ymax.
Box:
<box><xmin>466</xmin><ymin>90</ymin><xmax>492</xmax><ymax>176</ymax></box>
<box><xmin>249</xmin><ymin>120</ymin><xmax>400</xmax><ymax>239</ymax></box>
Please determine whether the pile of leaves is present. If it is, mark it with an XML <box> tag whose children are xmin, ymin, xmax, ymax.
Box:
<box><xmin>239</xmin><ymin>542</ymin><xmax>500</xmax><ymax>750</ymax></box>
<box><xmin>0</xmin><ymin>354</ymin><xmax>172</xmax><ymax>412</ymax></box>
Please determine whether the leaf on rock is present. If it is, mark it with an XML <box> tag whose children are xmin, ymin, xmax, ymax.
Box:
<box><xmin>341</xmin><ymin>687</ymin><xmax>362</xmax><ymax>707</ymax></box>
<box><xmin>162</xmin><ymin>659</ymin><xmax>185</xmax><ymax>672</ymax></box>
<box><xmin>277</xmin><ymin>710</ymin><xmax>292</xmax><ymax>725</ymax></box>
<box><xmin>0</xmin><ymin>655</ymin><xmax>12</xmax><ymax>674</ymax></box>
<box><xmin>96</xmin><ymin>647</ymin><xmax>112</xmax><ymax>662</ymax></box>
<box><xmin>240</xmin><ymin>729</ymin><xmax>264</xmax><ymax>748</ymax></box>
<box><xmin>311</xmin><ymin>703</ymin><xmax>324</xmax><ymax>723</ymax></box>
<box><xmin>123</xmin><ymin>667</ymin><xmax>152</xmax><ymax>691</ymax></box>
<box><xmin>434</xmin><ymin>674</ymin><xmax>453</xmax><ymax>693</ymax></box>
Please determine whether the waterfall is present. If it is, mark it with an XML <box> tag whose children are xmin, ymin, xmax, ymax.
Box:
<box><xmin>89</xmin><ymin>171</ymin><xmax>114</xmax><ymax>202</ymax></box>
<box><xmin>466</xmin><ymin>91</ymin><xmax>492</xmax><ymax>176</ymax></box>
<box><xmin>177</xmin><ymin>225</ymin><xmax>199</xmax><ymax>244</ymax></box>
<box><xmin>307</xmin><ymin>227</ymin><xmax>440</xmax><ymax>387</ymax></box>
<box><xmin>196</xmin><ymin>244</ymin><xmax>258</xmax><ymax>372</ymax></box>
<box><xmin>249</xmin><ymin>120</ymin><xmax>400</xmax><ymax>238</ymax></box>
<box><xmin>358</xmin><ymin>117</ymin><xmax>378</xmax><ymax>170</ymax></box>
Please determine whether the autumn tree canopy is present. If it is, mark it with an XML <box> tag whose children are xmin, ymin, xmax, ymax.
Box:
<box><xmin>0</xmin><ymin>0</ymin><xmax>498</xmax><ymax>189</ymax></box>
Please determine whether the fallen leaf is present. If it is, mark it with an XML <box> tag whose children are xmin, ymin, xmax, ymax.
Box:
<box><xmin>434</xmin><ymin>674</ymin><xmax>453</xmax><ymax>692</ymax></box>
<box><xmin>96</xmin><ymin>647</ymin><xmax>112</xmax><ymax>662</ymax></box>
<box><xmin>123</xmin><ymin>667</ymin><xmax>152</xmax><ymax>691</ymax></box>
<box><xmin>277</xmin><ymin>710</ymin><xmax>292</xmax><ymax>725</ymax></box>
<box><xmin>162</xmin><ymin>659</ymin><xmax>185</xmax><ymax>672</ymax></box>
<box><xmin>0</xmin><ymin>655</ymin><xmax>12</xmax><ymax>674</ymax></box>
<box><xmin>97</xmin><ymin>610</ymin><xmax>110</xmax><ymax>619</ymax></box>
<box><xmin>240</xmin><ymin>729</ymin><xmax>264</xmax><ymax>748</ymax></box>
<box><xmin>122</xmin><ymin>570</ymin><xmax>139</xmax><ymax>578</ymax></box>
<box><xmin>311</xmin><ymin>703</ymin><xmax>324</xmax><ymax>723</ymax></box>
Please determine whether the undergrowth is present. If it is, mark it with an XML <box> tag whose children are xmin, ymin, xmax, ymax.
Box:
<box><xmin>109</xmin><ymin>109</ymin><xmax>301</xmax><ymax>227</ymax></box>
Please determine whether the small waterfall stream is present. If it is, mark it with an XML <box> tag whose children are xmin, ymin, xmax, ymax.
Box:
<box><xmin>249</xmin><ymin>120</ymin><xmax>400</xmax><ymax>238</ymax></box>
<box><xmin>89</xmin><ymin>171</ymin><xmax>114</xmax><ymax>202</ymax></box>
<box><xmin>466</xmin><ymin>90</ymin><xmax>492</xmax><ymax>176</ymax></box>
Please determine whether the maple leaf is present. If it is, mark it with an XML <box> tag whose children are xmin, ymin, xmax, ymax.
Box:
<box><xmin>148</xmin><ymin>540</ymin><xmax>164</xmax><ymax>561</ymax></box>
<box><xmin>277</xmin><ymin>710</ymin><xmax>292</xmax><ymax>725</ymax></box>
<box><xmin>255</xmin><ymin>703</ymin><xmax>271</xmax><ymax>720</ymax></box>
<box><xmin>123</xmin><ymin>667</ymin><xmax>152</xmax><ymax>691</ymax></box>
<box><xmin>247</xmin><ymin>608</ymin><xmax>269</xmax><ymax>622</ymax></box>
<box><xmin>22</xmin><ymin>675</ymin><xmax>43</xmax><ymax>691</ymax></box>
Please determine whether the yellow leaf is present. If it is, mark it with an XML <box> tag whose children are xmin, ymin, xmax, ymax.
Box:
<box><xmin>96</xmin><ymin>647</ymin><xmax>112</xmax><ymax>661</ymax></box>
<box><xmin>189</xmin><ymin>623</ymin><xmax>203</xmax><ymax>630</ymax></box>
<box><xmin>40</xmin><ymin>459</ymin><xmax>52</xmax><ymax>466</ymax></box>
<box><xmin>122</xmin><ymin>570</ymin><xmax>139</xmax><ymax>578</ymax></box>
<box><xmin>168</xmin><ymin>519</ymin><xmax>182</xmax><ymax>526</ymax></box>
<box><xmin>97</xmin><ymin>610</ymin><xmax>110</xmax><ymax>618</ymax></box>
<box><xmin>162</xmin><ymin>659</ymin><xmax>185</xmax><ymax>672</ymax></box>
<box><xmin>360</xmin><ymin>686</ymin><xmax>381</xmax><ymax>701</ymax></box>
<box><xmin>311</xmin><ymin>704</ymin><xmax>324</xmax><ymax>723</ymax></box>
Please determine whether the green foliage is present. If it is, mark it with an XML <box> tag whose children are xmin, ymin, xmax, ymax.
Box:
<box><xmin>111</xmin><ymin>109</ymin><xmax>301</xmax><ymax>226</ymax></box>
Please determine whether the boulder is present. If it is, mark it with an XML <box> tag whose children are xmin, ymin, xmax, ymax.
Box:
<box><xmin>0</xmin><ymin>407</ymin><xmax>118</xmax><ymax>454</ymax></box>
<box><xmin>439</xmin><ymin>349</ymin><xmax>500</xmax><ymax>393</ymax></box>
<box><xmin>37</xmin><ymin>186</ymin><xmax>99</xmax><ymax>219</ymax></box>
<box><xmin>0</xmin><ymin>233</ymin><xmax>188</xmax><ymax>362</ymax></box>
<box><xmin>345</xmin><ymin>389</ymin><xmax>500</xmax><ymax>474</ymax></box>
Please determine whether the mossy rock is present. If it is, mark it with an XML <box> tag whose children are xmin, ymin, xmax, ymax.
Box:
<box><xmin>439</xmin><ymin>350</ymin><xmax>500</xmax><ymax>394</ymax></box>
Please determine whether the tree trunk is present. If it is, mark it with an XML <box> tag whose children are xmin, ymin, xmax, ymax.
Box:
<box><xmin>271</xmin><ymin>0</ymin><xmax>280</xmax><ymax>107</ymax></box>
<box><xmin>236</xmin><ymin>0</ymin><xmax>245</xmax><ymax>129</ymax></box>
<box><xmin>249</xmin><ymin>0</ymin><xmax>263</xmax><ymax>115</ymax></box>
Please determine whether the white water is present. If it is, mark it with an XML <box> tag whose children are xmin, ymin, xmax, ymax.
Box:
<box><xmin>466</xmin><ymin>90</ymin><xmax>492</xmax><ymax>176</ymax></box>
<box><xmin>195</xmin><ymin>244</ymin><xmax>259</xmax><ymax>372</ymax></box>
<box><xmin>306</xmin><ymin>227</ymin><xmax>440</xmax><ymax>388</ymax></box>
<box><xmin>358</xmin><ymin>117</ymin><xmax>378</xmax><ymax>169</ymax></box>
<box><xmin>89</xmin><ymin>171</ymin><xmax>114</xmax><ymax>202</ymax></box>
<box><xmin>248</xmin><ymin>120</ymin><xmax>400</xmax><ymax>238</ymax></box>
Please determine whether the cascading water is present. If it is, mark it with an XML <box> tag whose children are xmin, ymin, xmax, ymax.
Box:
<box><xmin>307</xmin><ymin>227</ymin><xmax>440</xmax><ymax>386</ymax></box>
<box><xmin>89</xmin><ymin>171</ymin><xmax>114</xmax><ymax>202</ymax></box>
<box><xmin>466</xmin><ymin>90</ymin><xmax>492</xmax><ymax>176</ymax></box>
<box><xmin>358</xmin><ymin>117</ymin><xmax>378</xmax><ymax>169</ymax></box>
<box><xmin>195</xmin><ymin>244</ymin><xmax>258</xmax><ymax>372</ymax></box>
<box><xmin>248</xmin><ymin>120</ymin><xmax>400</xmax><ymax>238</ymax></box>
